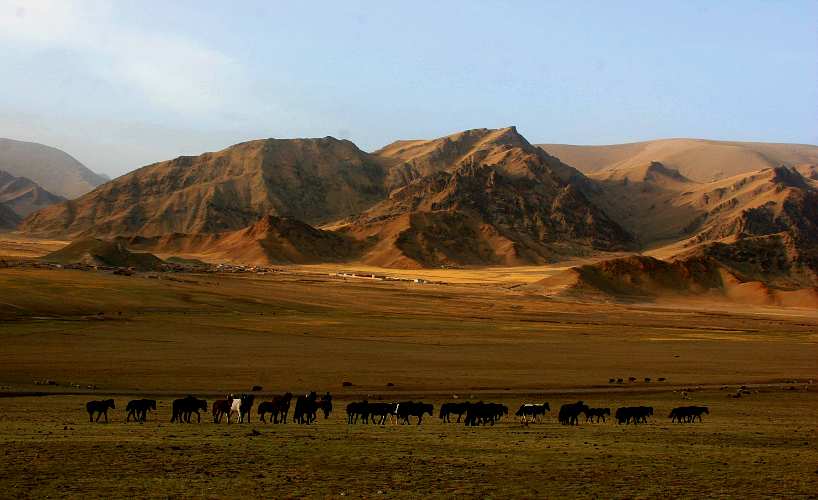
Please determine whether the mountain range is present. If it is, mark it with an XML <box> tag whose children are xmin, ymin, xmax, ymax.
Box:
<box><xmin>0</xmin><ymin>138</ymin><xmax>107</xmax><ymax>199</ymax></box>
<box><xmin>13</xmin><ymin>128</ymin><xmax>818</xmax><ymax>302</ymax></box>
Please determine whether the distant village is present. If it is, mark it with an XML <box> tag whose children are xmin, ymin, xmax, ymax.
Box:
<box><xmin>330</xmin><ymin>271</ymin><xmax>445</xmax><ymax>285</ymax></box>
<box><xmin>0</xmin><ymin>259</ymin><xmax>448</xmax><ymax>285</ymax></box>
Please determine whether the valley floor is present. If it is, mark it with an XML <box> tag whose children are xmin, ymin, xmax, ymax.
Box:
<box><xmin>1</xmin><ymin>266</ymin><xmax>817</xmax><ymax>497</ymax></box>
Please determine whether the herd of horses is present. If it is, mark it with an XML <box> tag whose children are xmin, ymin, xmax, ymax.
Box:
<box><xmin>85</xmin><ymin>395</ymin><xmax>709</xmax><ymax>427</ymax></box>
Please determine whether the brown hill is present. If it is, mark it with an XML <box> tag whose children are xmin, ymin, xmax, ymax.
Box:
<box><xmin>571</xmin><ymin>255</ymin><xmax>725</xmax><ymax>298</ymax></box>
<box><xmin>340</xmin><ymin>127</ymin><xmax>635</xmax><ymax>267</ymax></box>
<box><xmin>0</xmin><ymin>170</ymin><xmax>65</xmax><ymax>217</ymax></box>
<box><xmin>42</xmin><ymin>238</ymin><xmax>164</xmax><ymax>271</ymax></box>
<box><xmin>537</xmin><ymin>163</ymin><xmax>818</xmax><ymax>301</ymax></box>
<box><xmin>539</xmin><ymin>138</ymin><xmax>818</xmax><ymax>183</ymax></box>
<box><xmin>583</xmin><ymin>161</ymin><xmax>700</xmax><ymax>245</ymax></box>
<box><xmin>535</xmin><ymin>255</ymin><xmax>818</xmax><ymax>307</ymax></box>
<box><xmin>0</xmin><ymin>138</ymin><xmax>106</xmax><ymax>198</ymax></box>
<box><xmin>21</xmin><ymin>137</ymin><xmax>389</xmax><ymax>239</ymax></box>
<box><xmin>127</xmin><ymin>215</ymin><xmax>363</xmax><ymax>266</ymax></box>
<box><xmin>584</xmin><ymin>162</ymin><xmax>818</xmax><ymax>254</ymax></box>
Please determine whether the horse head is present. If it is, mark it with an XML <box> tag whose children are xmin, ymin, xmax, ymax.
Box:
<box><xmin>199</xmin><ymin>399</ymin><xmax>208</xmax><ymax>411</ymax></box>
<box><xmin>106</xmin><ymin>399</ymin><xmax>116</xmax><ymax>409</ymax></box>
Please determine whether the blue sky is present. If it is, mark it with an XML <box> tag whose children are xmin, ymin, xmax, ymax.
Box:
<box><xmin>1</xmin><ymin>1</ymin><xmax>816</xmax><ymax>177</ymax></box>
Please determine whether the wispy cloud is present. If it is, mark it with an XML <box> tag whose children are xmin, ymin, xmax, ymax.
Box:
<box><xmin>0</xmin><ymin>0</ymin><xmax>242</xmax><ymax>114</ymax></box>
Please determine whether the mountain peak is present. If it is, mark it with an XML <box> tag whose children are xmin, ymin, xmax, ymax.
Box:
<box><xmin>0</xmin><ymin>138</ymin><xmax>107</xmax><ymax>198</ymax></box>
<box><xmin>770</xmin><ymin>165</ymin><xmax>809</xmax><ymax>189</ymax></box>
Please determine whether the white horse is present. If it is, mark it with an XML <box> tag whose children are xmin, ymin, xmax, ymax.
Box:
<box><xmin>229</xmin><ymin>397</ymin><xmax>241</xmax><ymax>424</ymax></box>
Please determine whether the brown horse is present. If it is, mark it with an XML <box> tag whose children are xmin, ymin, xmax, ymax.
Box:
<box><xmin>212</xmin><ymin>398</ymin><xmax>233</xmax><ymax>423</ymax></box>
<box><xmin>259</xmin><ymin>392</ymin><xmax>293</xmax><ymax>423</ymax></box>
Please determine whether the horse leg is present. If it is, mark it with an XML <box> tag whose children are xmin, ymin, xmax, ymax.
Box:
<box><xmin>88</xmin><ymin>410</ymin><xmax>94</xmax><ymax>423</ymax></box>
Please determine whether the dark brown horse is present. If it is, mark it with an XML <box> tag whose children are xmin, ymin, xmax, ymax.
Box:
<box><xmin>212</xmin><ymin>398</ymin><xmax>232</xmax><ymax>423</ymax></box>
<box><xmin>86</xmin><ymin>399</ymin><xmax>115</xmax><ymax>423</ymax></box>
<box><xmin>125</xmin><ymin>399</ymin><xmax>156</xmax><ymax>422</ymax></box>
<box><xmin>258</xmin><ymin>392</ymin><xmax>293</xmax><ymax>423</ymax></box>
<box><xmin>171</xmin><ymin>396</ymin><xmax>207</xmax><ymax>423</ymax></box>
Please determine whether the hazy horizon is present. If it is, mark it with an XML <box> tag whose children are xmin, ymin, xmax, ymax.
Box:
<box><xmin>1</xmin><ymin>0</ymin><xmax>816</xmax><ymax>177</ymax></box>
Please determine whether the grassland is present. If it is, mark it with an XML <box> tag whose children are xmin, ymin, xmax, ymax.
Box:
<box><xmin>1</xmin><ymin>266</ymin><xmax>817</xmax><ymax>497</ymax></box>
<box><xmin>2</xmin><ymin>391</ymin><xmax>817</xmax><ymax>498</ymax></box>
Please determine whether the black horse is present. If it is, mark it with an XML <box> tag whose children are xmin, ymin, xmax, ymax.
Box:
<box><xmin>366</xmin><ymin>402</ymin><xmax>399</xmax><ymax>425</ymax></box>
<box><xmin>669</xmin><ymin>406</ymin><xmax>709</xmax><ymax>423</ymax></box>
<box><xmin>584</xmin><ymin>407</ymin><xmax>611</xmax><ymax>423</ymax></box>
<box><xmin>464</xmin><ymin>402</ymin><xmax>508</xmax><ymax>426</ymax></box>
<box><xmin>396</xmin><ymin>401</ymin><xmax>434</xmax><ymax>425</ymax></box>
<box><xmin>239</xmin><ymin>394</ymin><xmax>255</xmax><ymax>423</ymax></box>
<box><xmin>515</xmin><ymin>403</ymin><xmax>550</xmax><ymax>423</ymax></box>
<box><xmin>615</xmin><ymin>406</ymin><xmax>653</xmax><ymax>424</ymax></box>
<box><xmin>439</xmin><ymin>402</ymin><xmax>470</xmax><ymax>423</ymax></box>
<box><xmin>86</xmin><ymin>399</ymin><xmax>115</xmax><ymax>423</ymax></box>
<box><xmin>559</xmin><ymin>401</ymin><xmax>589</xmax><ymax>425</ymax></box>
<box><xmin>171</xmin><ymin>396</ymin><xmax>207</xmax><ymax>423</ymax></box>
<box><xmin>346</xmin><ymin>400</ymin><xmax>370</xmax><ymax>424</ymax></box>
<box><xmin>293</xmin><ymin>392</ymin><xmax>319</xmax><ymax>424</ymax></box>
<box><xmin>125</xmin><ymin>399</ymin><xmax>156</xmax><ymax>422</ymax></box>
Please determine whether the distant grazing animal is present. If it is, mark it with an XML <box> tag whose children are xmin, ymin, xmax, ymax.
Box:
<box><xmin>669</xmin><ymin>406</ymin><xmax>709</xmax><ymax>423</ymax></box>
<box><xmin>615</xmin><ymin>406</ymin><xmax>653</xmax><ymax>425</ymax></box>
<box><xmin>439</xmin><ymin>402</ymin><xmax>470</xmax><ymax>423</ymax></box>
<box><xmin>558</xmin><ymin>401</ymin><xmax>589</xmax><ymax>425</ymax></box>
<box><xmin>86</xmin><ymin>399</ymin><xmax>115</xmax><ymax>423</ymax></box>
<box><xmin>171</xmin><ymin>396</ymin><xmax>207</xmax><ymax>423</ymax></box>
<box><xmin>125</xmin><ymin>399</ymin><xmax>156</xmax><ymax>422</ymax></box>
<box><xmin>584</xmin><ymin>407</ymin><xmax>611</xmax><ymax>423</ymax></box>
<box><xmin>464</xmin><ymin>402</ymin><xmax>508</xmax><ymax>426</ymax></box>
<box><xmin>212</xmin><ymin>399</ymin><xmax>232</xmax><ymax>423</ymax></box>
<box><xmin>396</xmin><ymin>401</ymin><xmax>434</xmax><ymax>425</ymax></box>
<box><xmin>515</xmin><ymin>403</ymin><xmax>550</xmax><ymax>423</ymax></box>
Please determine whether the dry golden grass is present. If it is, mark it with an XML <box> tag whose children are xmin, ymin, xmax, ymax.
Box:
<box><xmin>0</xmin><ymin>233</ymin><xmax>68</xmax><ymax>259</ymax></box>
<box><xmin>1</xmin><ymin>267</ymin><xmax>817</xmax><ymax>392</ymax></box>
